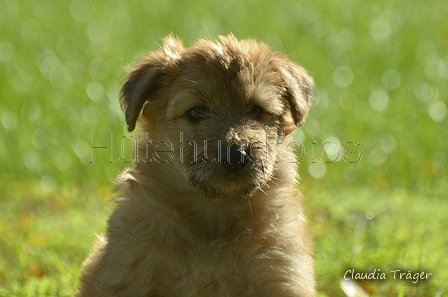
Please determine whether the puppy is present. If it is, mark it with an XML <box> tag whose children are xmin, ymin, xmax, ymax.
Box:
<box><xmin>76</xmin><ymin>35</ymin><xmax>316</xmax><ymax>297</ymax></box>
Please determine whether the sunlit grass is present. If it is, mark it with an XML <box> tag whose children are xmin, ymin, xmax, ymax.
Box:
<box><xmin>0</xmin><ymin>182</ymin><xmax>111</xmax><ymax>296</ymax></box>
<box><xmin>1</xmin><ymin>0</ymin><xmax>447</xmax><ymax>295</ymax></box>
<box><xmin>306</xmin><ymin>186</ymin><xmax>448</xmax><ymax>296</ymax></box>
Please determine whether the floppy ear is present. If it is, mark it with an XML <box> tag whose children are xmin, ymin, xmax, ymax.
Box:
<box><xmin>278</xmin><ymin>59</ymin><xmax>315</xmax><ymax>134</ymax></box>
<box><xmin>120</xmin><ymin>36</ymin><xmax>184</xmax><ymax>132</ymax></box>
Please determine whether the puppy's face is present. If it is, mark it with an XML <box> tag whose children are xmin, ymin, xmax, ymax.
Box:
<box><xmin>120</xmin><ymin>35</ymin><xmax>315</xmax><ymax>197</ymax></box>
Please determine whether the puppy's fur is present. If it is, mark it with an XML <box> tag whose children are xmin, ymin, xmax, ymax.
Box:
<box><xmin>76</xmin><ymin>35</ymin><xmax>316</xmax><ymax>297</ymax></box>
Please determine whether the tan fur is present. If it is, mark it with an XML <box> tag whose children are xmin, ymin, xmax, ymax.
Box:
<box><xmin>75</xmin><ymin>35</ymin><xmax>316</xmax><ymax>297</ymax></box>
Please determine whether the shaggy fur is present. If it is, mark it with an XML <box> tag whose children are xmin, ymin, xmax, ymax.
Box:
<box><xmin>76</xmin><ymin>35</ymin><xmax>316</xmax><ymax>297</ymax></box>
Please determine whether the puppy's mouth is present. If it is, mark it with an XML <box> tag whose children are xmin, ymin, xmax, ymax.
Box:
<box><xmin>185</xmin><ymin>144</ymin><xmax>274</xmax><ymax>198</ymax></box>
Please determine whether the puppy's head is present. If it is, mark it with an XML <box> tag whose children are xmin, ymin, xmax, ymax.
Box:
<box><xmin>121</xmin><ymin>35</ymin><xmax>315</xmax><ymax>197</ymax></box>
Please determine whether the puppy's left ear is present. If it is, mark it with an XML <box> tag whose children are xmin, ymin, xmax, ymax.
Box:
<box><xmin>120</xmin><ymin>35</ymin><xmax>184</xmax><ymax>132</ymax></box>
<box><xmin>278</xmin><ymin>59</ymin><xmax>315</xmax><ymax>134</ymax></box>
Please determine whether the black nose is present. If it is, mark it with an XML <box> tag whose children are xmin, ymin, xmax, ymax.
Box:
<box><xmin>220</xmin><ymin>145</ymin><xmax>249</xmax><ymax>171</ymax></box>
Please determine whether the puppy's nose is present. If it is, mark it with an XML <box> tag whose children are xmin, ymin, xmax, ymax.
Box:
<box><xmin>220</xmin><ymin>145</ymin><xmax>248</xmax><ymax>171</ymax></box>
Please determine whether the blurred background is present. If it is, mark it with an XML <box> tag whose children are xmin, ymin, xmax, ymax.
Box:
<box><xmin>0</xmin><ymin>0</ymin><xmax>447</xmax><ymax>296</ymax></box>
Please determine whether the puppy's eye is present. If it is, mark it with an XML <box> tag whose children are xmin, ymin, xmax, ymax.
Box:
<box><xmin>249</xmin><ymin>106</ymin><xmax>263</xmax><ymax>118</ymax></box>
<box><xmin>187</xmin><ymin>107</ymin><xmax>204</xmax><ymax>122</ymax></box>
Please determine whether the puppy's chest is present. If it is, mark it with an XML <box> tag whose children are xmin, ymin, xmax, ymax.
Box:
<box><xmin>153</xmin><ymin>238</ymin><xmax>255</xmax><ymax>296</ymax></box>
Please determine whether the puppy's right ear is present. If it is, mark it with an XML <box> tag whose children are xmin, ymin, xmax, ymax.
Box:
<box><xmin>120</xmin><ymin>36</ymin><xmax>184</xmax><ymax>132</ymax></box>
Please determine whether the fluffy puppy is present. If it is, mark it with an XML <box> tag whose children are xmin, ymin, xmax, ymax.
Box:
<box><xmin>76</xmin><ymin>35</ymin><xmax>316</xmax><ymax>297</ymax></box>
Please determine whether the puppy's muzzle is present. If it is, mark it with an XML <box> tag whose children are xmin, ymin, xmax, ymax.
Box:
<box><xmin>220</xmin><ymin>144</ymin><xmax>249</xmax><ymax>171</ymax></box>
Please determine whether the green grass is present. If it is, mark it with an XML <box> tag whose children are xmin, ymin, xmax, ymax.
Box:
<box><xmin>306</xmin><ymin>187</ymin><xmax>448</xmax><ymax>296</ymax></box>
<box><xmin>1</xmin><ymin>0</ymin><xmax>447</xmax><ymax>296</ymax></box>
